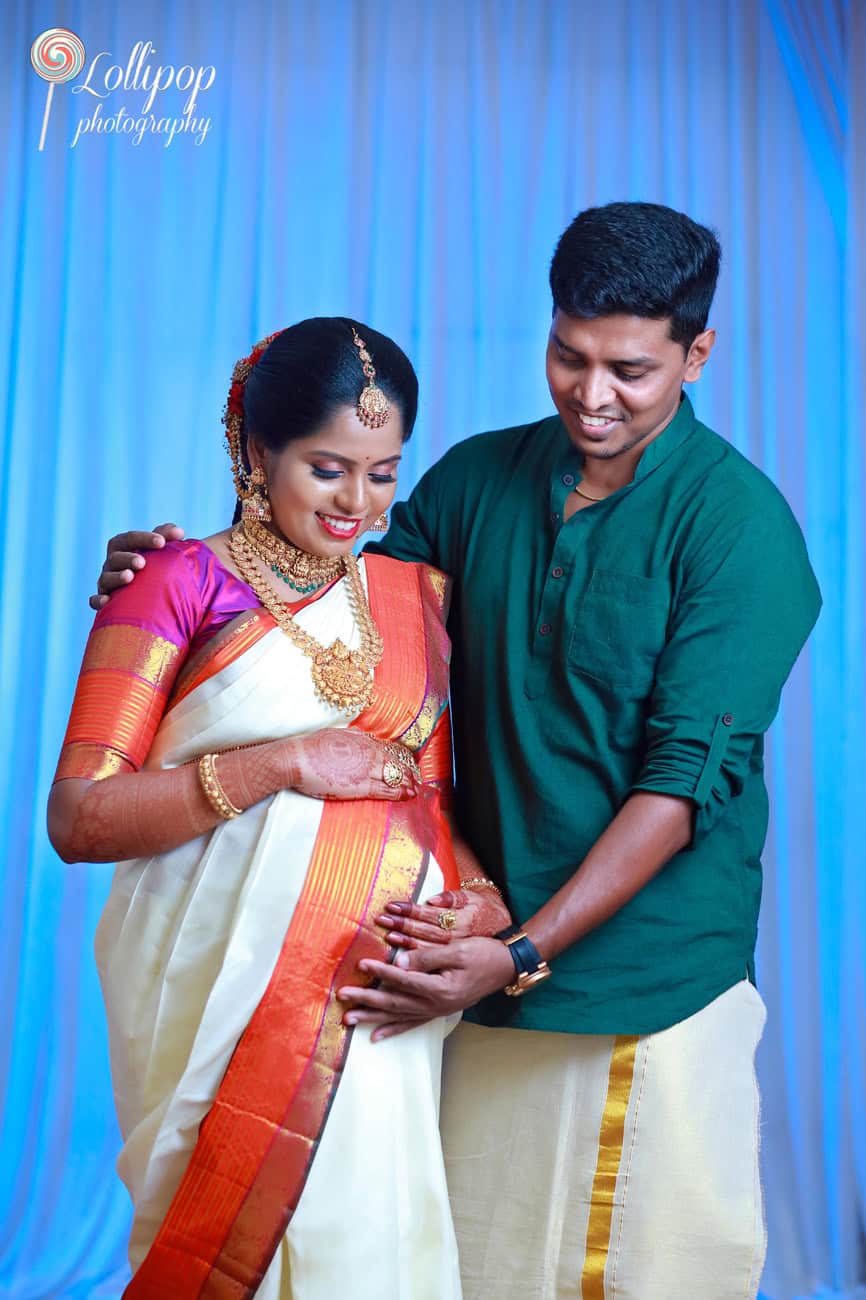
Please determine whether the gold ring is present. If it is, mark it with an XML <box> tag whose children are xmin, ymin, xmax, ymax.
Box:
<box><xmin>437</xmin><ymin>909</ymin><xmax>458</xmax><ymax>931</ymax></box>
<box><xmin>383</xmin><ymin>742</ymin><xmax>422</xmax><ymax>782</ymax></box>
<box><xmin>383</xmin><ymin>760</ymin><xmax>403</xmax><ymax>788</ymax></box>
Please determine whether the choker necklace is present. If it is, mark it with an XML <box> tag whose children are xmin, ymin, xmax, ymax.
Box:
<box><xmin>573</xmin><ymin>484</ymin><xmax>608</xmax><ymax>503</ymax></box>
<box><xmin>241</xmin><ymin>518</ymin><xmax>344</xmax><ymax>593</ymax></box>
<box><xmin>228</xmin><ymin>525</ymin><xmax>383</xmax><ymax>714</ymax></box>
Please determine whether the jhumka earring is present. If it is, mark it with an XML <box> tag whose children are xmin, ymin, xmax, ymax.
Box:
<box><xmin>369</xmin><ymin>511</ymin><xmax>390</xmax><ymax>533</ymax></box>
<box><xmin>241</xmin><ymin>464</ymin><xmax>272</xmax><ymax>522</ymax></box>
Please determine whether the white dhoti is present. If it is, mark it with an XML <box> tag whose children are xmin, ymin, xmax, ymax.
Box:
<box><xmin>440</xmin><ymin>979</ymin><xmax>766</xmax><ymax>1299</ymax></box>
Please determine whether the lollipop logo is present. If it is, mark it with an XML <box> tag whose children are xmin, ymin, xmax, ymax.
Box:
<box><xmin>31</xmin><ymin>28</ymin><xmax>86</xmax><ymax>150</ymax></box>
<box><xmin>30</xmin><ymin>31</ymin><xmax>215</xmax><ymax>150</ymax></box>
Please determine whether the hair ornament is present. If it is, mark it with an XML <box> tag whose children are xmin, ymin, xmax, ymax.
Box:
<box><xmin>222</xmin><ymin>331</ymin><xmax>282</xmax><ymax>505</ymax></box>
<box><xmin>352</xmin><ymin>327</ymin><xmax>391</xmax><ymax>429</ymax></box>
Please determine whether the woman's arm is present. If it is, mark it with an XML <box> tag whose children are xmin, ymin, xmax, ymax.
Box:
<box><xmin>61</xmin><ymin>541</ymin><xmax>422</xmax><ymax>864</ymax></box>
<box><xmin>49</xmin><ymin>729</ymin><xmax>421</xmax><ymax>864</ymax></box>
<box><xmin>48</xmin><ymin>738</ymin><xmax>293</xmax><ymax>863</ymax></box>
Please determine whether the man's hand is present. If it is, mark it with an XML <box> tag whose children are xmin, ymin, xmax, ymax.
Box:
<box><xmin>89</xmin><ymin>523</ymin><xmax>186</xmax><ymax>610</ymax></box>
<box><xmin>337</xmin><ymin>936</ymin><xmax>514</xmax><ymax>1041</ymax></box>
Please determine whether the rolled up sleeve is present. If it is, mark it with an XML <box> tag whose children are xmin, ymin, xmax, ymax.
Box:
<box><xmin>631</xmin><ymin>495</ymin><xmax>821</xmax><ymax>839</ymax></box>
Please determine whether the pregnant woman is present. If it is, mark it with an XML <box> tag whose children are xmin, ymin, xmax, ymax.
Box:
<box><xmin>49</xmin><ymin>318</ymin><xmax>509</xmax><ymax>1299</ymax></box>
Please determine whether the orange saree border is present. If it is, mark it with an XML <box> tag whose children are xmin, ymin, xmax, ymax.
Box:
<box><xmin>124</xmin><ymin>556</ymin><xmax>455</xmax><ymax>1299</ymax></box>
<box><xmin>125</xmin><ymin>798</ymin><xmax>428</xmax><ymax>1300</ymax></box>
<box><xmin>354</xmin><ymin>555</ymin><xmax>452</xmax><ymax>746</ymax></box>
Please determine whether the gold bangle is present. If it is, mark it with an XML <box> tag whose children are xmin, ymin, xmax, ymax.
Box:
<box><xmin>459</xmin><ymin>877</ymin><xmax>502</xmax><ymax>897</ymax></box>
<box><xmin>198</xmin><ymin>752</ymin><xmax>242</xmax><ymax>820</ymax></box>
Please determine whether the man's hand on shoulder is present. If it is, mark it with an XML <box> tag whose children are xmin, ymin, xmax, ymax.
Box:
<box><xmin>89</xmin><ymin>523</ymin><xmax>186</xmax><ymax>610</ymax></box>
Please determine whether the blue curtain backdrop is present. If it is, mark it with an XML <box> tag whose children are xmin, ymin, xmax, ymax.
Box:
<box><xmin>1</xmin><ymin>1</ymin><xmax>863</xmax><ymax>1297</ymax></box>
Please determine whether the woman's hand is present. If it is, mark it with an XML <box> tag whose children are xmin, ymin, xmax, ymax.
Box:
<box><xmin>376</xmin><ymin>885</ymin><xmax>512</xmax><ymax>949</ymax></box>
<box><xmin>284</xmin><ymin>731</ymin><xmax>421</xmax><ymax>801</ymax></box>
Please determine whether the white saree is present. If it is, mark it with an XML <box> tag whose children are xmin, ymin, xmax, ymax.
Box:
<box><xmin>95</xmin><ymin>559</ymin><xmax>462</xmax><ymax>1299</ymax></box>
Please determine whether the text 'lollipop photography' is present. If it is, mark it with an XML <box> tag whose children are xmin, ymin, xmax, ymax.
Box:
<box><xmin>29</xmin><ymin>32</ymin><xmax>216</xmax><ymax>150</ymax></box>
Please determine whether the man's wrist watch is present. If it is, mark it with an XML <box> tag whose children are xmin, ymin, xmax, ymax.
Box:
<box><xmin>495</xmin><ymin>925</ymin><xmax>552</xmax><ymax>997</ymax></box>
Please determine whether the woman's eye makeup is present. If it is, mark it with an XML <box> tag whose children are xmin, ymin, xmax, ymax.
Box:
<box><xmin>310</xmin><ymin>465</ymin><xmax>397</xmax><ymax>483</ymax></box>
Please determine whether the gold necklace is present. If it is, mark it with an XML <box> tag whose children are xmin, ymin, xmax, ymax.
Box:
<box><xmin>242</xmin><ymin>518</ymin><xmax>344</xmax><ymax>594</ymax></box>
<box><xmin>573</xmin><ymin>484</ymin><xmax>608</xmax><ymax>503</ymax></box>
<box><xmin>228</xmin><ymin>525</ymin><xmax>384</xmax><ymax>713</ymax></box>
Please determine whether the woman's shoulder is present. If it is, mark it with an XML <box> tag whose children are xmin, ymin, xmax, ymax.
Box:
<box><xmin>135</xmin><ymin>537</ymin><xmax>244</xmax><ymax>588</ymax></box>
<box><xmin>122</xmin><ymin>536</ymin><xmax>210</xmax><ymax>574</ymax></box>
<box><xmin>93</xmin><ymin>538</ymin><xmax>228</xmax><ymax>641</ymax></box>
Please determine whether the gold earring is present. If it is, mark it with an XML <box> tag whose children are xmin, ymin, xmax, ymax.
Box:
<box><xmin>242</xmin><ymin>464</ymin><xmax>272</xmax><ymax>522</ymax></box>
<box><xmin>369</xmin><ymin>511</ymin><xmax>389</xmax><ymax>533</ymax></box>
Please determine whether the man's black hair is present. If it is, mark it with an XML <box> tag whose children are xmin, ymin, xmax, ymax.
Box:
<box><xmin>549</xmin><ymin>202</ymin><xmax>721</xmax><ymax>349</ymax></box>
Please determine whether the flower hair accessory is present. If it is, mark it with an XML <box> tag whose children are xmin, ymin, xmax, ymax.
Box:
<box><xmin>352</xmin><ymin>327</ymin><xmax>391</xmax><ymax>429</ymax></box>
<box><xmin>222</xmin><ymin>331</ymin><xmax>282</xmax><ymax>506</ymax></box>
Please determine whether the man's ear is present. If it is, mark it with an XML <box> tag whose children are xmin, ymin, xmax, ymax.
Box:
<box><xmin>683</xmin><ymin>328</ymin><xmax>715</xmax><ymax>382</ymax></box>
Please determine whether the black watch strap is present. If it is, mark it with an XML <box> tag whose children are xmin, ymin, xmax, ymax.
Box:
<box><xmin>495</xmin><ymin>926</ymin><xmax>545</xmax><ymax>977</ymax></box>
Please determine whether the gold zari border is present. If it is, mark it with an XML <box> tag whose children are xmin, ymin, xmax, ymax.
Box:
<box><xmin>80</xmin><ymin>624</ymin><xmax>180</xmax><ymax>687</ymax></box>
<box><xmin>581</xmin><ymin>1034</ymin><xmax>639</xmax><ymax>1298</ymax></box>
<box><xmin>54</xmin><ymin>743</ymin><xmax>132</xmax><ymax>782</ymax></box>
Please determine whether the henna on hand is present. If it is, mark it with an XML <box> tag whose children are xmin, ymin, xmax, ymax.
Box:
<box><xmin>48</xmin><ymin>736</ymin><xmax>297</xmax><ymax>864</ymax></box>
<box><xmin>379</xmin><ymin>887</ymin><xmax>511</xmax><ymax>945</ymax></box>
<box><xmin>464</xmin><ymin>889</ymin><xmax>512</xmax><ymax>937</ymax></box>
<box><xmin>284</xmin><ymin>730</ymin><xmax>420</xmax><ymax>802</ymax></box>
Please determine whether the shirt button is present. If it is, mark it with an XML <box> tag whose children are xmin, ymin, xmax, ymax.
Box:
<box><xmin>551</xmin><ymin>566</ymin><xmax>564</xmax><ymax>578</ymax></box>
<box><xmin>539</xmin><ymin>623</ymin><xmax>552</xmax><ymax>636</ymax></box>
<box><xmin>562</xmin><ymin>473</ymin><xmax>574</xmax><ymax>486</ymax></box>
<box><xmin>722</xmin><ymin>713</ymin><xmax>734</xmax><ymax>726</ymax></box>
<box><xmin>550</xmin><ymin>512</ymin><xmax>560</xmax><ymax>525</ymax></box>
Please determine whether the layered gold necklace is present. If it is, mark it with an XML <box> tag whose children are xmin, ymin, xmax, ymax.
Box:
<box><xmin>241</xmin><ymin>518</ymin><xmax>344</xmax><ymax>593</ymax></box>
<box><xmin>228</xmin><ymin>524</ymin><xmax>384</xmax><ymax>714</ymax></box>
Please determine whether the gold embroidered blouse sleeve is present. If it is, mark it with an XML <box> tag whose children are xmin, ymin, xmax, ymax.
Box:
<box><xmin>54</xmin><ymin>622</ymin><xmax>184</xmax><ymax>782</ymax></box>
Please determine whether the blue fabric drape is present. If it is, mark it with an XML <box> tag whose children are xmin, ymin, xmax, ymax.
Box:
<box><xmin>1</xmin><ymin>2</ymin><xmax>862</xmax><ymax>1296</ymax></box>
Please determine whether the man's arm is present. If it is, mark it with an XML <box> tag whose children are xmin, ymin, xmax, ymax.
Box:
<box><xmin>338</xmin><ymin>790</ymin><xmax>691</xmax><ymax>1037</ymax></box>
<box><xmin>340</xmin><ymin>484</ymin><xmax>822</xmax><ymax>1036</ymax></box>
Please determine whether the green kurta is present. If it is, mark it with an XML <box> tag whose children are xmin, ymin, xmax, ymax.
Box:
<box><xmin>368</xmin><ymin>395</ymin><xmax>821</xmax><ymax>1033</ymax></box>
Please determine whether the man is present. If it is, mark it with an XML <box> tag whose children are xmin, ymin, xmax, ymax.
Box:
<box><xmin>95</xmin><ymin>203</ymin><xmax>820</xmax><ymax>1297</ymax></box>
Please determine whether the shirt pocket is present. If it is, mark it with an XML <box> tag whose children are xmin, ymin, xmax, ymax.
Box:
<box><xmin>567</xmin><ymin>568</ymin><xmax>671</xmax><ymax>694</ymax></box>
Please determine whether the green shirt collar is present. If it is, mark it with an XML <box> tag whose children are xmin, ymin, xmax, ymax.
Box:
<box><xmin>630</xmin><ymin>391</ymin><xmax>698</xmax><ymax>482</ymax></box>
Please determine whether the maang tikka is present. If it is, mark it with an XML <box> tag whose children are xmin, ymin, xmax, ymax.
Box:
<box><xmin>352</xmin><ymin>328</ymin><xmax>391</xmax><ymax>429</ymax></box>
